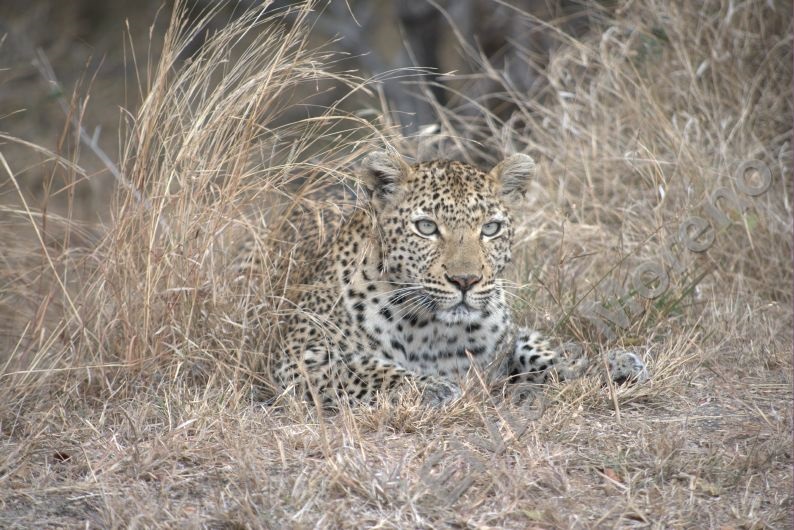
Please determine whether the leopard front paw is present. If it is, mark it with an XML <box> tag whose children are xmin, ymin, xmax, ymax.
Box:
<box><xmin>417</xmin><ymin>375</ymin><xmax>461</xmax><ymax>407</ymax></box>
<box><xmin>606</xmin><ymin>349</ymin><xmax>649</xmax><ymax>385</ymax></box>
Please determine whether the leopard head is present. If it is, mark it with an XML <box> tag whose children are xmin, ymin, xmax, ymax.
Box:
<box><xmin>362</xmin><ymin>151</ymin><xmax>535</xmax><ymax>323</ymax></box>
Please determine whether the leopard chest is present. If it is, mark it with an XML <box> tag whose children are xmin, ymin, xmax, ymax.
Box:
<box><xmin>344</xmin><ymin>286</ymin><xmax>511</xmax><ymax>379</ymax></box>
<box><xmin>389</xmin><ymin>314</ymin><xmax>510</xmax><ymax>379</ymax></box>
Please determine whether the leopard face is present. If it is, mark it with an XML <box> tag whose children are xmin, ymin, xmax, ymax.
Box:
<box><xmin>363</xmin><ymin>153</ymin><xmax>535</xmax><ymax>324</ymax></box>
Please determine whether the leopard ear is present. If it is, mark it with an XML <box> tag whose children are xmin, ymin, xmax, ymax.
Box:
<box><xmin>362</xmin><ymin>150</ymin><xmax>411</xmax><ymax>204</ymax></box>
<box><xmin>489</xmin><ymin>153</ymin><xmax>536</xmax><ymax>199</ymax></box>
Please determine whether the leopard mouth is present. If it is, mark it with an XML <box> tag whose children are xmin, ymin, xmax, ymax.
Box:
<box><xmin>424</xmin><ymin>297</ymin><xmax>472</xmax><ymax>315</ymax></box>
<box><xmin>419</xmin><ymin>286</ymin><xmax>486</xmax><ymax>315</ymax></box>
<box><xmin>437</xmin><ymin>289</ymin><xmax>483</xmax><ymax>310</ymax></box>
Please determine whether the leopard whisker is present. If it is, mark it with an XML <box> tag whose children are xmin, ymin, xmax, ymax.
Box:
<box><xmin>390</xmin><ymin>292</ymin><xmax>434</xmax><ymax>320</ymax></box>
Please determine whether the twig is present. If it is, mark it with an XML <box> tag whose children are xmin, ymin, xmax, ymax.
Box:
<box><xmin>31</xmin><ymin>49</ymin><xmax>170</xmax><ymax>234</ymax></box>
<box><xmin>0</xmin><ymin>153</ymin><xmax>83</xmax><ymax>325</ymax></box>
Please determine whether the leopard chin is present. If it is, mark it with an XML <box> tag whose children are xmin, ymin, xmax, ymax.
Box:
<box><xmin>435</xmin><ymin>302</ymin><xmax>482</xmax><ymax>324</ymax></box>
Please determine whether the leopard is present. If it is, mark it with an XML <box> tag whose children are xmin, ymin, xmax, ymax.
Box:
<box><xmin>264</xmin><ymin>151</ymin><xmax>648</xmax><ymax>407</ymax></box>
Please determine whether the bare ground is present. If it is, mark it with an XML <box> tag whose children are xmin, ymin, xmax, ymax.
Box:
<box><xmin>1</xmin><ymin>304</ymin><xmax>790</xmax><ymax>528</ymax></box>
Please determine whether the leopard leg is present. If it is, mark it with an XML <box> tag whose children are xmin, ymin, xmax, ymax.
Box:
<box><xmin>274</xmin><ymin>344</ymin><xmax>460</xmax><ymax>407</ymax></box>
<box><xmin>341</xmin><ymin>355</ymin><xmax>461</xmax><ymax>406</ymax></box>
<box><xmin>507</xmin><ymin>328</ymin><xmax>588</xmax><ymax>384</ymax></box>
<box><xmin>506</xmin><ymin>328</ymin><xmax>650</xmax><ymax>386</ymax></box>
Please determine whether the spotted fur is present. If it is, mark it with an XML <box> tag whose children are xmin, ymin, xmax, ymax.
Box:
<box><xmin>266</xmin><ymin>152</ymin><xmax>647</xmax><ymax>406</ymax></box>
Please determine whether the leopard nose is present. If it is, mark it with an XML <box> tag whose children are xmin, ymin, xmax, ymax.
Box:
<box><xmin>445</xmin><ymin>273</ymin><xmax>482</xmax><ymax>292</ymax></box>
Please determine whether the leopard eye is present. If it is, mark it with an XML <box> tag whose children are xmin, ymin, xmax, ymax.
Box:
<box><xmin>481</xmin><ymin>221</ymin><xmax>502</xmax><ymax>237</ymax></box>
<box><xmin>415</xmin><ymin>219</ymin><xmax>438</xmax><ymax>236</ymax></box>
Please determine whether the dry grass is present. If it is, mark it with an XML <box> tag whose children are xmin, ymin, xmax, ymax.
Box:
<box><xmin>1</xmin><ymin>1</ymin><xmax>791</xmax><ymax>528</ymax></box>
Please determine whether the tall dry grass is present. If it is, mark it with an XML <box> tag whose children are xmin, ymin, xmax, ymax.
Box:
<box><xmin>0</xmin><ymin>0</ymin><xmax>790</xmax><ymax>527</ymax></box>
<box><xmin>419</xmin><ymin>0</ymin><xmax>792</xmax><ymax>359</ymax></box>
<box><xmin>2</xmin><ymin>2</ymin><xmax>398</xmax><ymax>400</ymax></box>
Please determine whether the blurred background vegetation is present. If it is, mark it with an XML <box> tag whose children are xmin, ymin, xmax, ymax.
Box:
<box><xmin>1</xmin><ymin>0</ymin><xmax>600</xmax><ymax>221</ymax></box>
